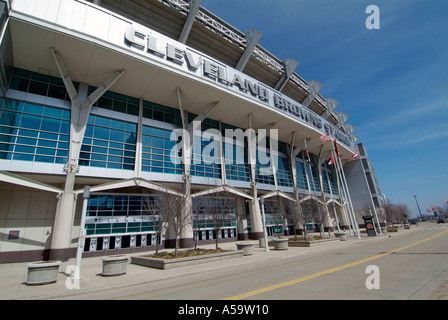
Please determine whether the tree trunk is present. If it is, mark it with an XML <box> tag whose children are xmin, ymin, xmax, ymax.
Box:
<box><xmin>215</xmin><ymin>228</ymin><xmax>219</xmax><ymax>251</ymax></box>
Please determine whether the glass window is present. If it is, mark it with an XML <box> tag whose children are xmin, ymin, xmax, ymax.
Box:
<box><xmin>41</xmin><ymin>117</ymin><xmax>61</xmax><ymax>133</ymax></box>
<box><xmin>38</xmin><ymin>140</ymin><xmax>57</xmax><ymax>148</ymax></box>
<box><xmin>109</xmin><ymin>129</ymin><xmax>124</xmax><ymax>143</ymax></box>
<box><xmin>79</xmin><ymin>115</ymin><xmax>136</xmax><ymax>170</ymax></box>
<box><xmin>296</xmin><ymin>162</ymin><xmax>309</xmax><ymax>191</ymax></box>
<box><xmin>14</xmin><ymin>145</ymin><xmax>35</xmax><ymax>154</ymax></box>
<box><xmin>13</xmin><ymin>153</ymin><xmax>34</xmax><ymax>161</ymax></box>
<box><xmin>23</xmin><ymin>103</ymin><xmax>44</xmax><ymax>116</ymax></box>
<box><xmin>40</xmin><ymin>132</ymin><xmax>57</xmax><ymax>140</ymax></box>
<box><xmin>94</xmin><ymin>116</ymin><xmax>110</xmax><ymax>128</ymax></box>
<box><xmin>43</xmin><ymin>107</ymin><xmax>63</xmax><ymax>119</ymax></box>
<box><xmin>47</xmin><ymin>85</ymin><xmax>67</xmax><ymax>100</ymax></box>
<box><xmin>93</xmin><ymin>127</ymin><xmax>110</xmax><ymax>140</ymax></box>
<box><xmin>112</xmin><ymin>100</ymin><xmax>127</xmax><ymax>113</ymax></box>
<box><xmin>0</xmin><ymin>111</ymin><xmax>21</xmax><ymax>126</ymax></box>
<box><xmin>151</xmin><ymin>136</ymin><xmax>164</xmax><ymax>149</ymax></box>
<box><xmin>9</xmin><ymin>77</ymin><xmax>30</xmax><ymax>92</ymax></box>
<box><xmin>28</xmin><ymin>80</ymin><xmax>48</xmax><ymax>96</ymax></box>
<box><xmin>20</xmin><ymin>114</ymin><xmax>41</xmax><ymax>130</ymax></box>
<box><xmin>127</xmin><ymin>103</ymin><xmax>139</xmax><ymax>116</ymax></box>
<box><xmin>4</xmin><ymin>100</ymin><xmax>24</xmax><ymax>112</ymax></box>
<box><xmin>16</xmin><ymin>137</ymin><xmax>37</xmax><ymax>146</ymax></box>
<box><xmin>0</xmin><ymin>98</ymin><xmax>70</xmax><ymax>165</ymax></box>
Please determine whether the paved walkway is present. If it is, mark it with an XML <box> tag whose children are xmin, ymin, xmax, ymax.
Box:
<box><xmin>0</xmin><ymin>228</ymin><xmax>418</xmax><ymax>300</ymax></box>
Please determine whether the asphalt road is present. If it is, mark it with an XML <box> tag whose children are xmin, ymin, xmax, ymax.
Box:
<box><xmin>53</xmin><ymin>223</ymin><xmax>448</xmax><ymax>300</ymax></box>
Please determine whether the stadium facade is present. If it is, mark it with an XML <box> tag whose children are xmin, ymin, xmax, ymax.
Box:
<box><xmin>0</xmin><ymin>0</ymin><xmax>384</xmax><ymax>263</ymax></box>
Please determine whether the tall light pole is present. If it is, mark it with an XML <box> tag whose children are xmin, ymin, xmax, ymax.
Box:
<box><xmin>413</xmin><ymin>195</ymin><xmax>424</xmax><ymax>221</ymax></box>
<box><xmin>259</xmin><ymin>197</ymin><xmax>270</xmax><ymax>252</ymax></box>
<box><xmin>74</xmin><ymin>186</ymin><xmax>90</xmax><ymax>281</ymax></box>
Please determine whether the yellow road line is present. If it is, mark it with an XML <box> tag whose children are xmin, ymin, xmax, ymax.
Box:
<box><xmin>226</xmin><ymin>229</ymin><xmax>448</xmax><ymax>300</ymax></box>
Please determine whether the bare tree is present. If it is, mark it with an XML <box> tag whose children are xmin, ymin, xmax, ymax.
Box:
<box><xmin>143</xmin><ymin>189</ymin><xmax>192</xmax><ymax>257</ymax></box>
<box><xmin>264</xmin><ymin>197</ymin><xmax>285</xmax><ymax>238</ymax></box>
<box><xmin>281</xmin><ymin>198</ymin><xmax>301</xmax><ymax>239</ymax></box>
<box><xmin>165</xmin><ymin>192</ymin><xmax>192</xmax><ymax>257</ymax></box>
<box><xmin>192</xmin><ymin>198</ymin><xmax>210</xmax><ymax>250</ymax></box>
<box><xmin>197</xmin><ymin>192</ymin><xmax>236</xmax><ymax>251</ymax></box>
<box><xmin>302</xmin><ymin>197</ymin><xmax>325</xmax><ymax>238</ymax></box>
<box><xmin>384</xmin><ymin>202</ymin><xmax>410</xmax><ymax>224</ymax></box>
<box><xmin>281</xmin><ymin>197</ymin><xmax>315</xmax><ymax>240</ymax></box>
<box><xmin>396</xmin><ymin>203</ymin><xmax>410</xmax><ymax>223</ymax></box>
<box><xmin>142</xmin><ymin>191</ymin><xmax>165</xmax><ymax>254</ymax></box>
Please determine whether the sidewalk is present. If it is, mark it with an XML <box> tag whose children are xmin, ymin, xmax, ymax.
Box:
<box><xmin>0</xmin><ymin>230</ymin><xmax>410</xmax><ymax>300</ymax></box>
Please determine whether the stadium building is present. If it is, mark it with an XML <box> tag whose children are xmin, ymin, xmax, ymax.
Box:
<box><xmin>0</xmin><ymin>0</ymin><xmax>384</xmax><ymax>263</ymax></box>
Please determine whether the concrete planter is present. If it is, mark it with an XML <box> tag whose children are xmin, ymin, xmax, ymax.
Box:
<box><xmin>334</xmin><ymin>232</ymin><xmax>347</xmax><ymax>241</ymax></box>
<box><xmin>132</xmin><ymin>250</ymin><xmax>243</xmax><ymax>270</ymax></box>
<box><xmin>101</xmin><ymin>255</ymin><xmax>128</xmax><ymax>276</ymax></box>
<box><xmin>288</xmin><ymin>238</ymin><xmax>339</xmax><ymax>247</ymax></box>
<box><xmin>272</xmin><ymin>238</ymin><xmax>289</xmax><ymax>250</ymax></box>
<box><xmin>26</xmin><ymin>261</ymin><xmax>61</xmax><ymax>286</ymax></box>
<box><xmin>236</xmin><ymin>242</ymin><xmax>254</xmax><ymax>255</ymax></box>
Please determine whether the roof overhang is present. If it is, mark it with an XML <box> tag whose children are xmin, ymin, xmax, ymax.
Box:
<box><xmin>8</xmin><ymin>1</ymin><xmax>356</xmax><ymax>159</ymax></box>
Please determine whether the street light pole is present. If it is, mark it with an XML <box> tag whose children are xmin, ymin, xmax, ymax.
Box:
<box><xmin>259</xmin><ymin>197</ymin><xmax>270</xmax><ymax>252</ymax></box>
<box><xmin>74</xmin><ymin>186</ymin><xmax>90</xmax><ymax>281</ymax></box>
<box><xmin>413</xmin><ymin>195</ymin><xmax>424</xmax><ymax>221</ymax></box>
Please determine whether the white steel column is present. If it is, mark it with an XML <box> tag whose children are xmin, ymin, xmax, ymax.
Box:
<box><xmin>134</xmin><ymin>98</ymin><xmax>144</xmax><ymax>178</ymax></box>
<box><xmin>289</xmin><ymin>132</ymin><xmax>298</xmax><ymax>190</ymax></box>
<box><xmin>175</xmin><ymin>89</ymin><xmax>220</xmax><ymax>247</ymax></box>
<box><xmin>178</xmin><ymin>0</ymin><xmax>202</xmax><ymax>44</ymax></box>
<box><xmin>321</xmin><ymin>98</ymin><xmax>340</xmax><ymax>120</ymax></box>
<box><xmin>301</xmin><ymin>80</ymin><xmax>324</xmax><ymax>108</ymax></box>
<box><xmin>247</xmin><ymin>113</ymin><xmax>264</xmax><ymax>241</ymax></box>
<box><xmin>49</xmin><ymin>48</ymin><xmax>124</xmax><ymax>260</ymax></box>
<box><xmin>218</xmin><ymin>121</ymin><xmax>227</xmax><ymax>185</ymax></box>
<box><xmin>236</xmin><ymin>29</ymin><xmax>262</xmax><ymax>71</ymax></box>
<box><xmin>236</xmin><ymin>197</ymin><xmax>249</xmax><ymax>240</ymax></box>
<box><xmin>275</xmin><ymin>58</ymin><xmax>299</xmax><ymax>92</ymax></box>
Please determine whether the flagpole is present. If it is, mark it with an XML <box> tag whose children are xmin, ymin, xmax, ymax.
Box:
<box><xmin>323</xmin><ymin>133</ymin><xmax>353</xmax><ymax>236</ymax></box>
<box><xmin>334</xmin><ymin>140</ymin><xmax>361</xmax><ymax>239</ymax></box>
<box><xmin>304</xmin><ymin>138</ymin><xmax>324</xmax><ymax>237</ymax></box>
<box><xmin>331</xmin><ymin>146</ymin><xmax>354</xmax><ymax>236</ymax></box>
<box><xmin>336</xmin><ymin>151</ymin><xmax>360</xmax><ymax>238</ymax></box>
<box><xmin>323</xmin><ymin>159</ymin><xmax>341</xmax><ymax>233</ymax></box>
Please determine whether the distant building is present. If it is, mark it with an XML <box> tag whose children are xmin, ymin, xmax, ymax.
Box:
<box><xmin>345</xmin><ymin>143</ymin><xmax>385</xmax><ymax>224</ymax></box>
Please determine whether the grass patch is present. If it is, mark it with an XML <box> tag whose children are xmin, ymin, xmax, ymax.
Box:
<box><xmin>143</xmin><ymin>248</ymin><xmax>228</xmax><ymax>259</ymax></box>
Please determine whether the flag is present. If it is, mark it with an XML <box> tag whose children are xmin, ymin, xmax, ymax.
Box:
<box><xmin>334</xmin><ymin>138</ymin><xmax>340</xmax><ymax>158</ymax></box>
<box><xmin>304</xmin><ymin>139</ymin><xmax>311</xmax><ymax>164</ymax></box>
<box><xmin>320</xmin><ymin>134</ymin><xmax>331</xmax><ymax>142</ymax></box>
<box><xmin>328</xmin><ymin>155</ymin><xmax>334</xmax><ymax>165</ymax></box>
<box><xmin>352</xmin><ymin>147</ymin><xmax>360</xmax><ymax>160</ymax></box>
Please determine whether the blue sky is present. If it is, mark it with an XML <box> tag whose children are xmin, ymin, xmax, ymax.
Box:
<box><xmin>202</xmin><ymin>0</ymin><xmax>448</xmax><ymax>217</ymax></box>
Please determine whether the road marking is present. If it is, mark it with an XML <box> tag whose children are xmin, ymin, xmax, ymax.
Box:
<box><xmin>225</xmin><ymin>229</ymin><xmax>448</xmax><ymax>300</ymax></box>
